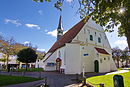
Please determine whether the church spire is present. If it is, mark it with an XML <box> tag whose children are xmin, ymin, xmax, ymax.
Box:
<box><xmin>57</xmin><ymin>15</ymin><xmax>63</xmax><ymax>41</ymax></box>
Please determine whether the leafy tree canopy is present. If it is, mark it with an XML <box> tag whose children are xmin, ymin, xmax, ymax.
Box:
<box><xmin>17</xmin><ymin>48</ymin><xmax>37</xmax><ymax>63</ymax></box>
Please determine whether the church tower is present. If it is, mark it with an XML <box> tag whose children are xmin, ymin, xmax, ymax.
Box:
<box><xmin>57</xmin><ymin>15</ymin><xmax>63</xmax><ymax>41</ymax></box>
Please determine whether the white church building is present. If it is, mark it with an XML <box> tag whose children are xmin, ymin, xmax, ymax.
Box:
<box><xmin>43</xmin><ymin>16</ymin><xmax>117</xmax><ymax>74</ymax></box>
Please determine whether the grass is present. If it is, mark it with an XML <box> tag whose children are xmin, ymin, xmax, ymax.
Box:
<box><xmin>87</xmin><ymin>72</ymin><xmax>130</xmax><ymax>87</ymax></box>
<box><xmin>0</xmin><ymin>74</ymin><xmax>41</xmax><ymax>86</ymax></box>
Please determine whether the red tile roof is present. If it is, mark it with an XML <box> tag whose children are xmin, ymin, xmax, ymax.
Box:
<box><xmin>48</xmin><ymin>18</ymin><xmax>89</xmax><ymax>53</ymax></box>
<box><xmin>95</xmin><ymin>47</ymin><xmax>110</xmax><ymax>55</ymax></box>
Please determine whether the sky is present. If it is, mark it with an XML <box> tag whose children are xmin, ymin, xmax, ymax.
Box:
<box><xmin>0</xmin><ymin>0</ymin><xmax>128</xmax><ymax>52</ymax></box>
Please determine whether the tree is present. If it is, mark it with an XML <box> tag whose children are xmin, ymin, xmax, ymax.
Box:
<box><xmin>0</xmin><ymin>38</ymin><xmax>16</xmax><ymax>69</ymax></box>
<box><xmin>34</xmin><ymin>0</ymin><xmax>130</xmax><ymax>51</ymax></box>
<box><xmin>17</xmin><ymin>48</ymin><xmax>37</xmax><ymax>71</ymax></box>
<box><xmin>37</xmin><ymin>51</ymin><xmax>46</xmax><ymax>60</ymax></box>
<box><xmin>120</xmin><ymin>47</ymin><xmax>130</xmax><ymax>67</ymax></box>
<box><xmin>112</xmin><ymin>47</ymin><xmax>122</xmax><ymax>68</ymax></box>
<box><xmin>0</xmin><ymin>54</ymin><xmax>7</xmax><ymax>67</ymax></box>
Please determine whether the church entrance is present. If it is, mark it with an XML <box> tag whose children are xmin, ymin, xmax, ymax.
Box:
<box><xmin>56</xmin><ymin>58</ymin><xmax>62</xmax><ymax>71</ymax></box>
<box><xmin>94</xmin><ymin>60</ymin><xmax>99</xmax><ymax>72</ymax></box>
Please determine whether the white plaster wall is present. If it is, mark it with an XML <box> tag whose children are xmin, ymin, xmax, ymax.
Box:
<box><xmin>65</xmin><ymin>43</ymin><xmax>81</xmax><ymax>74</ymax></box>
<box><xmin>80</xmin><ymin>45</ymin><xmax>96</xmax><ymax>72</ymax></box>
<box><xmin>110</xmin><ymin>56</ymin><xmax>117</xmax><ymax>71</ymax></box>
<box><xmin>73</xmin><ymin>18</ymin><xmax>111</xmax><ymax>49</ymax></box>
<box><xmin>72</xmin><ymin>18</ymin><xmax>117</xmax><ymax>72</ymax></box>
<box><xmin>44</xmin><ymin>51</ymin><xmax>58</xmax><ymax>71</ymax></box>
<box><xmin>99</xmin><ymin>54</ymin><xmax>111</xmax><ymax>72</ymax></box>
<box><xmin>35</xmin><ymin>59</ymin><xmax>44</xmax><ymax>68</ymax></box>
<box><xmin>58</xmin><ymin>47</ymin><xmax>65</xmax><ymax>69</ymax></box>
<box><xmin>44</xmin><ymin>46</ymin><xmax>66</xmax><ymax>71</ymax></box>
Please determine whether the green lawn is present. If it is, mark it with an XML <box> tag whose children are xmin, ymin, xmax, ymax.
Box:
<box><xmin>87</xmin><ymin>72</ymin><xmax>130</xmax><ymax>87</ymax></box>
<box><xmin>0</xmin><ymin>75</ymin><xmax>41</xmax><ymax>86</ymax></box>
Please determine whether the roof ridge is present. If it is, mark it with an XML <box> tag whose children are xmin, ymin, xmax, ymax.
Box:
<box><xmin>47</xmin><ymin>17</ymin><xmax>90</xmax><ymax>53</ymax></box>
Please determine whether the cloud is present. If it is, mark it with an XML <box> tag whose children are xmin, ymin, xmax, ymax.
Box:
<box><xmin>44</xmin><ymin>29</ymin><xmax>48</xmax><ymax>32</ymax></box>
<box><xmin>4</xmin><ymin>19</ymin><xmax>22</xmax><ymax>26</ymax></box>
<box><xmin>23</xmin><ymin>41</ymin><xmax>30</xmax><ymax>45</ymax></box>
<box><xmin>114</xmin><ymin>40</ymin><xmax>127</xmax><ymax>45</ymax></box>
<box><xmin>25</xmin><ymin>24</ymin><xmax>40</xmax><ymax>30</ymax></box>
<box><xmin>114</xmin><ymin>40</ymin><xmax>128</xmax><ymax>50</ymax></box>
<box><xmin>47</xmin><ymin>29</ymin><xmax>68</xmax><ymax>37</ymax></box>
<box><xmin>37</xmin><ymin>48</ymin><xmax>45</xmax><ymax>52</ymax></box>
<box><xmin>47</xmin><ymin>29</ymin><xmax>57</xmax><ymax>37</ymax></box>
<box><xmin>66</xmin><ymin>0</ymin><xmax>73</xmax><ymax>3</ymax></box>
<box><xmin>38</xmin><ymin>10</ymin><xmax>43</xmax><ymax>15</ymax></box>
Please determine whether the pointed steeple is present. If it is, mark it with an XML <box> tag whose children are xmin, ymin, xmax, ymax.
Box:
<box><xmin>57</xmin><ymin>15</ymin><xmax>64</xmax><ymax>41</ymax></box>
<box><xmin>57</xmin><ymin>15</ymin><xmax>63</xmax><ymax>30</ymax></box>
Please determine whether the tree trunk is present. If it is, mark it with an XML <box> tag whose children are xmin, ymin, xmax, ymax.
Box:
<box><xmin>6</xmin><ymin>54</ymin><xmax>9</xmax><ymax>69</ymax></box>
<box><xmin>121</xmin><ymin>61</ymin><xmax>124</xmax><ymax>67</ymax></box>
<box><xmin>125</xmin><ymin>59</ymin><xmax>129</xmax><ymax>67</ymax></box>
<box><xmin>117</xmin><ymin>59</ymin><xmax>119</xmax><ymax>68</ymax></box>
<box><xmin>26</xmin><ymin>63</ymin><xmax>28</xmax><ymax>71</ymax></box>
<box><xmin>18</xmin><ymin>61</ymin><xmax>20</xmax><ymax>69</ymax></box>
<box><xmin>125</xmin><ymin>26</ymin><xmax>130</xmax><ymax>51</ymax></box>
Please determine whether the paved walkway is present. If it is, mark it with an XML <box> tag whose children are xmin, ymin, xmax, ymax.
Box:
<box><xmin>106</xmin><ymin>70</ymin><xmax>129</xmax><ymax>75</ymax></box>
<box><xmin>0</xmin><ymin>71</ymin><xmax>105</xmax><ymax>87</ymax></box>
<box><xmin>0</xmin><ymin>71</ymin><xmax>82</xmax><ymax>87</ymax></box>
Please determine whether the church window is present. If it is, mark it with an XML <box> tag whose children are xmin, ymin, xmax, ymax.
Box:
<box><xmin>97</xmin><ymin>53</ymin><xmax>99</xmax><ymax>56</ymax></box>
<box><xmin>95</xmin><ymin>32</ymin><xmax>96</xmax><ymax>36</ymax></box>
<box><xmin>98</xmin><ymin>37</ymin><xmax>101</xmax><ymax>43</ymax></box>
<box><xmin>100</xmin><ymin>59</ymin><xmax>102</xmax><ymax>63</ymax></box>
<box><xmin>90</xmin><ymin>35</ymin><xmax>93</xmax><ymax>41</ymax></box>
<box><xmin>58</xmin><ymin>30</ymin><xmax>63</xmax><ymax>33</ymax></box>
<box><xmin>47</xmin><ymin>63</ymin><xmax>55</xmax><ymax>67</ymax></box>
<box><xmin>104</xmin><ymin>58</ymin><xmax>106</xmax><ymax>60</ymax></box>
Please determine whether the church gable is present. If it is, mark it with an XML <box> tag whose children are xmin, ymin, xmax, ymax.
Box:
<box><xmin>48</xmin><ymin>18</ymin><xmax>90</xmax><ymax>53</ymax></box>
<box><xmin>72</xmin><ymin>18</ymin><xmax>111</xmax><ymax>49</ymax></box>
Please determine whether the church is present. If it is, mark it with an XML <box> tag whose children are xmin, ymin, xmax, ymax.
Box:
<box><xmin>43</xmin><ymin>16</ymin><xmax>117</xmax><ymax>74</ymax></box>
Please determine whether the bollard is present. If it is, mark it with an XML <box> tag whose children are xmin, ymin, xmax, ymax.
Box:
<box><xmin>80</xmin><ymin>77</ymin><xmax>87</xmax><ymax>87</ymax></box>
<box><xmin>9</xmin><ymin>71</ymin><xmax>12</xmax><ymax>76</ymax></box>
<box><xmin>100</xmin><ymin>83</ymin><xmax>104</xmax><ymax>87</ymax></box>
<box><xmin>39</xmin><ymin>71</ymin><xmax>42</xmax><ymax>79</ymax></box>
<box><xmin>83</xmin><ymin>77</ymin><xmax>87</xmax><ymax>85</ymax></box>
<box><xmin>22</xmin><ymin>71</ymin><xmax>25</xmax><ymax>77</ymax></box>
<box><xmin>43</xmin><ymin>77</ymin><xmax>49</xmax><ymax>87</ymax></box>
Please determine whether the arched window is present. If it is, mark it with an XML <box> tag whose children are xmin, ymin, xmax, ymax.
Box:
<box><xmin>98</xmin><ymin>37</ymin><xmax>101</xmax><ymax>43</ymax></box>
<box><xmin>90</xmin><ymin>35</ymin><xmax>93</xmax><ymax>41</ymax></box>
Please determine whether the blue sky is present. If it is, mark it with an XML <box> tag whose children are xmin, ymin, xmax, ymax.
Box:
<box><xmin>0</xmin><ymin>0</ymin><xmax>128</xmax><ymax>52</ymax></box>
